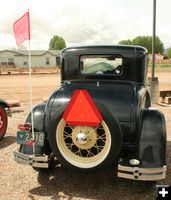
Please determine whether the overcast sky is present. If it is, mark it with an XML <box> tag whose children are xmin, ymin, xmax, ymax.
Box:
<box><xmin>0</xmin><ymin>0</ymin><xmax>170</xmax><ymax>50</ymax></box>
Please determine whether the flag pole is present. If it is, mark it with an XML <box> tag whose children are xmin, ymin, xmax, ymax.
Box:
<box><xmin>13</xmin><ymin>10</ymin><xmax>35</xmax><ymax>153</ymax></box>
<box><xmin>28</xmin><ymin>15</ymin><xmax>35</xmax><ymax>155</ymax></box>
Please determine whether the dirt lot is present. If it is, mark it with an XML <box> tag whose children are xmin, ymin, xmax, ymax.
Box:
<box><xmin>0</xmin><ymin>73</ymin><xmax>171</xmax><ymax>200</ymax></box>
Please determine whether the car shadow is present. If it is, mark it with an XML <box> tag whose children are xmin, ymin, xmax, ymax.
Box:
<box><xmin>31</xmin><ymin>170</ymin><xmax>157</xmax><ymax>200</ymax></box>
<box><xmin>29</xmin><ymin>141</ymin><xmax>171</xmax><ymax>200</ymax></box>
<box><xmin>0</xmin><ymin>136</ymin><xmax>16</xmax><ymax>149</ymax></box>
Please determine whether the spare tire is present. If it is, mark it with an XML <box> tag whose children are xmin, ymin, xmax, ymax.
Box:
<box><xmin>48</xmin><ymin>102</ymin><xmax>122</xmax><ymax>172</ymax></box>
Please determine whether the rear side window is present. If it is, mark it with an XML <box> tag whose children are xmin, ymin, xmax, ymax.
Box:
<box><xmin>80</xmin><ymin>55</ymin><xmax>123</xmax><ymax>76</ymax></box>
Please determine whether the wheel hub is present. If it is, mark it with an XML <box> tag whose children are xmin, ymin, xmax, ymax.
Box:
<box><xmin>72</xmin><ymin>126</ymin><xmax>97</xmax><ymax>150</ymax></box>
<box><xmin>76</xmin><ymin>133</ymin><xmax>87</xmax><ymax>144</ymax></box>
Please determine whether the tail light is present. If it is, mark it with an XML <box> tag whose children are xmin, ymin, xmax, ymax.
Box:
<box><xmin>24</xmin><ymin>123</ymin><xmax>31</xmax><ymax>132</ymax></box>
<box><xmin>18</xmin><ymin>123</ymin><xmax>31</xmax><ymax>132</ymax></box>
<box><xmin>18</xmin><ymin>124</ymin><xmax>25</xmax><ymax>132</ymax></box>
<box><xmin>28</xmin><ymin>139</ymin><xmax>33</xmax><ymax>146</ymax></box>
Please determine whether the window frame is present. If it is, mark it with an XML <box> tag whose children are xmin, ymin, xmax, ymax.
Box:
<box><xmin>46</xmin><ymin>57</ymin><xmax>50</xmax><ymax>65</ymax></box>
<box><xmin>23</xmin><ymin>61</ymin><xmax>28</xmax><ymax>66</ymax></box>
<box><xmin>8</xmin><ymin>58</ymin><xmax>14</xmax><ymax>62</ymax></box>
<box><xmin>79</xmin><ymin>54</ymin><xmax>123</xmax><ymax>77</ymax></box>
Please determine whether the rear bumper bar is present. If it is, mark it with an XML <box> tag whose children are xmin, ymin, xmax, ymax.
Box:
<box><xmin>13</xmin><ymin>151</ymin><xmax>49</xmax><ymax>168</ymax></box>
<box><xmin>118</xmin><ymin>164</ymin><xmax>166</xmax><ymax>181</ymax></box>
<box><xmin>14</xmin><ymin>150</ymin><xmax>167</xmax><ymax>180</ymax></box>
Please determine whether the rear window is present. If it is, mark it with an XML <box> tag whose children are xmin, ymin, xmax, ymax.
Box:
<box><xmin>80</xmin><ymin>55</ymin><xmax>123</xmax><ymax>76</ymax></box>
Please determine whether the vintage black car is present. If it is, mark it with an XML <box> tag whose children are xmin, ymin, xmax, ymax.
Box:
<box><xmin>0</xmin><ymin>99</ymin><xmax>8</xmax><ymax>140</ymax></box>
<box><xmin>14</xmin><ymin>45</ymin><xmax>167</xmax><ymax>181</ymax></box>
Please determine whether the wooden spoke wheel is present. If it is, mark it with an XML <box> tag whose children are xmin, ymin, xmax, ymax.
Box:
<box><xmin>56</xmin><ymin>119</ymin><xmax>111</xmax><ymax>169</ymax></box>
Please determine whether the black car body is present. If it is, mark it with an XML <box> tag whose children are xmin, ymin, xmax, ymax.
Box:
<box><xmin>14</xmin><ymin>45</ymin><xmax>167</xmax><ymax>181</ymax></box>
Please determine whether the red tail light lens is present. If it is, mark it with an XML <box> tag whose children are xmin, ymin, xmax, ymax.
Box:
<box><xmin>24</xmin><ymin>123</ymin><xmax>31</xmax><ymax>132</ymax></box>
<box><xmin>28</xmin><ymin>139</ymin><xmax>33</xmax><ymax>146</ymax></box>
<box><xmin>18</xmin><ymin>123</ymin><xmax>31</xmax><ymax>132</ymax></box>
<box><xmin>18</xmin><ymin>124</ymin><xmax>25</xmax><ymax>132</ymax></box>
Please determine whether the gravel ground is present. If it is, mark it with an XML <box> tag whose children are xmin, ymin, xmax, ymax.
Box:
<box><xmin>0</xmin><ymin>74</ymin><xmax>171</xmax><ymax>200</ymax></box>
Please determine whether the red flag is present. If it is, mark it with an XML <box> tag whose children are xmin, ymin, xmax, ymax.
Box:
<box><xmin>13</xmin><ymin>11</ymin><xmax>30</xmax><ymax>46</ymax></box>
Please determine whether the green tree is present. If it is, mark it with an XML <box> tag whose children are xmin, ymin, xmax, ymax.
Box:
<box><xmin>166</xmin><ymin>47</ymin><xmax>171</xmax><ymax>59</ymax></box>
<box><xmin>49</xmin><ymin>35</ymin><xmax>66</xmax><ymax>50</ymax></box>
<box><xmin>119</xmin><ymin>39</ymin><xmax>132</xmax><ymax>45</ymax></box>
<box><xmin>118</xmin><ymin>35</ymin><xmax>164</xmax><ymax>54</ymax></box>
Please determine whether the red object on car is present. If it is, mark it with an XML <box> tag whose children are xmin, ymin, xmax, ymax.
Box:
<box><xmin>28</xmin><ymin>139</ymin><xmax>33</xmax><ymax>147</ymax></box>
<box><xmin>18</xmin><ymin>124</ymin><xmax>25</xmax><ymax>132</ymax></box>
<box><xmin>13</xmin><ymin>11</ymin><xmax>30</xmax><ymax>47</ymax></box>
<box><xmin>63</xmin><ymin>90</ymin><xmax>103</xmax><ymax>127</ymax></box>
<box><xmin>24</xmin><ymin>123</ymin><xmax>31</xmax><ymax>132</ymax></box>
<box><xmin>0</xmin><ymin>106</ymin><xmax>8</xmax><ymax>139</ymax></box>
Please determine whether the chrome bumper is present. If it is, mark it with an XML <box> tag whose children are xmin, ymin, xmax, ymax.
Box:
<box><xmin>118</xmin><ymin>165</ymin><xmax>166</xmax><ymax>181</ymax></box>
<box><xmin>13</xmin><ymin>151</ymin><xmax>49</xmax><ymax>168</ymax></box>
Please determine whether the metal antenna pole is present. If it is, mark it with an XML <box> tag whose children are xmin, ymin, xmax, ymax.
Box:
<box><xmin>28</xmin><ymin>35</ymin><xmax>35</xmax><ymax>155</ymax></box>
<box><xmin>149</xmin><ymin>0</ymin><xmax>159</xmax><ymax>104</ymax></box>
<box><xmin>152</xmin><ymin>0</ymin><xmax>156</xmax><ymax>78</ymax></box>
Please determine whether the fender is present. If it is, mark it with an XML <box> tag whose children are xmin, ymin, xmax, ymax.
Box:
<box><xmin>138</xmin><ymin>108</ymin><xmax>166</xmax><ymax>168</ymax></box>
<box><xmin>0</xmin><ymin>98</ymin><xmax>8</xmax><ymax>108</ymax></box>
<box><xmin>26</xmin><ymin>103</ymin><xmax>46</xmax><ymax>132</ymax></box>
<box><xmin>145</xmin><ymin>89</ymin><xmax>151</xmax><ymax>108</ymax></box>
<box><xmin>19</xmin><ymin>103</ymin><xmax>47</xmax><ymax>156</ymax></box>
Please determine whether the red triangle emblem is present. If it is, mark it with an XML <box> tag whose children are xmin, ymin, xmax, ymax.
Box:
<box><xmin>63</xmin><ymin>90</ymin><xmax>103</xmax><ymax>127</ymax></box>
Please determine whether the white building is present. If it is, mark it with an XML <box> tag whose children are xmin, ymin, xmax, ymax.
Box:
<box><xmin>0</xmin><ymin>50</ymin><xmax>60</xmax><ymax>68</ymax></box>
<box><xmin>148</xmin><ymin>53</ymin><xmax>164</xmax><ymax>61</ymax></box>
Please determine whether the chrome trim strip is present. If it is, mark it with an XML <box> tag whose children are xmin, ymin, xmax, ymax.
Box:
<box><xmin>118</xmin><ymin>165</ymin><xmax>166</xmax><ymax>173</ymax></box>
<box><xmin>118</xmin><ymin>172</ymin><xmax>166</xmax><ymax>181</ymax></box>
<box><xmin>32</xmin><ymin>162</ymin><xmax>48</xmax><ymax>168</ymax></box>
<box><xmin>32</xmin><ymin>156</ymin><xmax>48</xmax><ymax>162</ymax></box>
<box><xmin>118</xmin><ymin>165</ymin><xmax>166</xmax><ymax>181</ymax></box>
<box><xmin>14</xmin><ymin>151</ymin><xmax>31</xmax><ymax>161</ymax></box>
<box><xmin>14</xmin><ymin>156</ymin><xmax>31</xmax><ymax>165</ymax></box>
<box><xmin>13</xmin><ymin>151</ymin><xmax>49</xmax><ymax>168</ymax></box>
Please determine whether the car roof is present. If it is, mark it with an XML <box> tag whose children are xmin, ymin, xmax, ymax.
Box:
<box><xmin>61</xmin><ymin>45</ymin><xmax>148</xmax><ymax>54</ymax></box>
